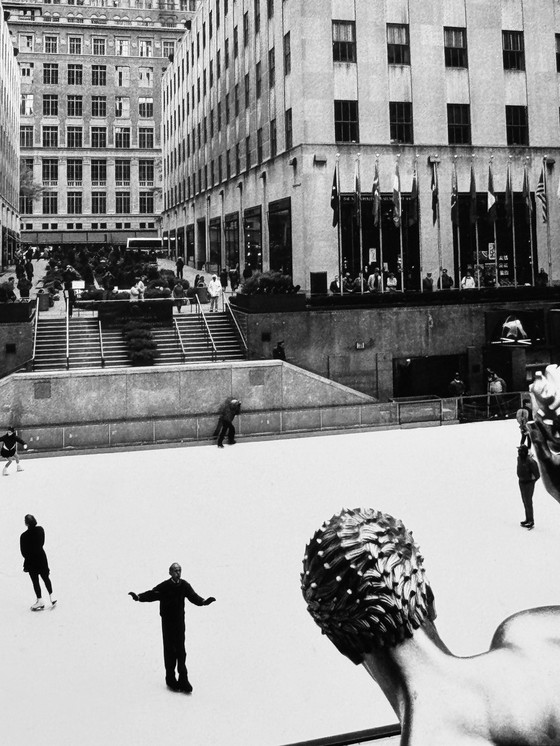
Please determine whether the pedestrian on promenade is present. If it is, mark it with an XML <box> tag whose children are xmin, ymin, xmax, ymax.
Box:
<box><xmin>20</xmin><ymin>514</ymin><xmax>57</xmax><ymax>611</ymax></box>
<box><xmin>129</xmin><ymin>563</ymin><xmax>215</xmax><ymax>693</ymax></box>
<box><xmin>517</xmin><ymin>444</ymin><xmax>540</xmax><ymax>530</ymax></box>
<box><xmin>172</xmin><ymin>281</ymin><xmax>186</xmax><ymax>313</ymax></box>
<box><xmin>272</xmin><ymin>341</ymin><xmax>286</xmax><ymax>361</ymax></box>
<box><xmin>219</xmin><ymin>267</ymin><xmax>229</xmax><ymax>293</ymax></box>
<box><xmin>215</xmin><ymin>397</ymin><xmax>241</xmax><ymax>448</ymax></box>
<box><xmin>1</xmin><ymin>426</ymin><xmax>27</xmax><ymax>476</ymax></box>
<box><xmin>176</xmin><ymin>255</ymin><xmax>185</xmax><ymax>279</ymax></box>
<box><xmin>208</xmin><ymin>274</ymin><xmax>222</xmax><ymax>312</ymax></box>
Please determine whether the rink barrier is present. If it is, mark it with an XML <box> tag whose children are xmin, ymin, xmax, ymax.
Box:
<box><xmin>280</xmin><ymin>723</ymin><xmax>400</xmax><ymax>746</ymax></box>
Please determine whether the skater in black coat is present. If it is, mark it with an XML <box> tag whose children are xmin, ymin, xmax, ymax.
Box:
<box><xmin>215</xmin><ymin>397</ymin><xmax>241</xmax><ymax>448</ymax></box>
<box><xmin>20</xmin><ymin>514</ymin><xmax>57</xmax><ymax>611</ymax></box>
<box><xmin>1</xmin><ymin>426</ymin><xmax>27</xmax><ymax>476</ymax></box>
<box><xmin>129</xmin><ymin>563</ymin><xmax>215</xmax><ymax>693</ymax></box>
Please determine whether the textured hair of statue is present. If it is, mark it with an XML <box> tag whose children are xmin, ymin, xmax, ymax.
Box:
<box><xmin>301</xmin><ymin>508</ymin><xmax>432</xmax><ymax>665</ymax></box>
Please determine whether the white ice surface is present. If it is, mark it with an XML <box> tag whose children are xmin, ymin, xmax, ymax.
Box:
<box><xmin>2</xmin><ymin>420</ymin><xmax>560</xmax><ymax>746</ymax></box>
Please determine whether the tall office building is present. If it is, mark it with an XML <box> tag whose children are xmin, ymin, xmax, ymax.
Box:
<box><xmin>5</xmin><ymin>0</ymin><xmax>197</xmax><ymax>252</ymax></box>
<box><xmin>162</xmin><ymin>0</ymin><xmax>560</xmax><ymax>292</ymax></box>
<box><xmin>0</xmin><ymin>0</ymin><xmax>20</xmax><ymax>268</ymax></box>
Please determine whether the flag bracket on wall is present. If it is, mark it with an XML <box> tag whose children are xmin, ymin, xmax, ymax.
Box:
<box><xmin>428</xmin><ymin>155</ymin><xmax>440</xmax><ymax>164</ymax></box>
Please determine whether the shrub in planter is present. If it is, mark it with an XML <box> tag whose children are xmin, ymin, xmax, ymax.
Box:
<box><xmin>122</xmin><ymin>319</ymin><xmax>158</xmax><ymax>366</ymax></box>
<box><xmin>240</xmin><ymin>271</ymin><xmax>300</xmax><ymax>295</ymax></box>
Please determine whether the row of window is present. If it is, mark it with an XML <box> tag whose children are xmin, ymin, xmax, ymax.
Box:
<box><xmin>18</xmin><ymin>33</ymin><xmax>175</xmax><ymax>58</ymax></box>
<box><xmin>21</xmin><ymin>192</ymin><xmax>156</xmax><ymax>215</ymax></box>
<box><xmin>334</xmin><ymin>101</ymin><xmax>531</xmax><ymax>147</ymax></box>
<box><xmin>28</xmin><ymin>61</ymin><xmax>154</xmax><ymax>87</ymax></box>
<box><xmin>22</xmin><ymin>157</ymin><xmax>155</xmax><ymax>183</ymax></box>
<box><xmin>333</xmin><ymin>22</ymin><xmax>551</xmax><ymax>73</ymax></box>
<box><xmin>21</xmin><ymin>93</ymin><xmax>154</xmax><ymax>118</ymax></box>
<box><xmin>20</xmin><ymin>222</ymin><xmax>157</xmax><ymax>232</ymax></box>
<box><xmin>20</xmin><ymin>124</ymin><xmax>155</xmax><ymax>148</ymax></box>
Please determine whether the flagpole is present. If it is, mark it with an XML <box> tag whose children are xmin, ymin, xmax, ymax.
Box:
<box><xmin>490</xmin><ymin>155</ymin><xmax>498</xmax><ymax>287</ymax></box>
<box><xmin>472</xmin><ymin>155</ymin><xmax>481</xmax><ymax>290</ymax></box>
<box><xmin>357</xmin><ymin>153</ymin><xmax>364</xmax><ymax>293</ymax></box>
<box><xmin>375</xmin><ymin>153</ymin><xmax>384</xmax><ymax>293</ymax></box>
<box><xmin>509</xmin><ymin>157</ymin><xmax>517</xmax><ymax>287</ymax></box>
<box><xmin>397</xmin><ymin>154</ymin><xmax>404</xmax><ymax>291</ymax></box>
<box><xmin>544</xmin><ymin>155</ymin><xmax>552</xmax><ymax>283</ymax></box>
<box><xmin>525</xmin><ymin>157</ymin><xmax>536</xmax><ymax>287</ymax></box>
<box><xmin>453</xmin><ymin>156</ymin><xmax>461</xmax><ymax>288</ymax></box>
<box><xmin>415</xmin><ymin>153</ymin><xmax>422</xmax><ymax>291</ymax></box>
<box><xmin>435</xmin><ymin>159</ymin><xmax>442</xmax><ymax>289</ymax></box>
<box><xmin>335</xmin><ymin>153</ymin><xmax>343</xmax><ymax>295</ymax></box>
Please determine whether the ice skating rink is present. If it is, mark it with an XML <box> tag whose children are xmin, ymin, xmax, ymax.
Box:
<box><xmin>2</xmin><ymin>419</ymin><xmax>560</xmax><ymax>746</ymax></box>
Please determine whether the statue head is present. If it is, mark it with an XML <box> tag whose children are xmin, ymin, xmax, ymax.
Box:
<box><xmin>301</xmin><ymin>508</ymin><xmax>433</xmax><ymax>665</ymax></box>
<box><xmin>528</xmin><ymin>365</ymin><xmax>560</xmax><ymax>503</ymax></box>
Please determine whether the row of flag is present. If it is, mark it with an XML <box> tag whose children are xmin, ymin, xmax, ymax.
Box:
<box><xmin>331</xmin><ymin>160</ymin><xmax>550</xmax><ymax>229</ymax></box>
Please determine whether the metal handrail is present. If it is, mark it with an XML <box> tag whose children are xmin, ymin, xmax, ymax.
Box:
<box><xmin>280</xmin><ymin>723</ymin><xmax>401</xmax><ymax>746</ymax></box>
<box><xmin>173</xmin><ymin>317</ymin><xmax>186</xmax><ymax>362</ymax></box>
<box><xmin>65</xmin><ymin>294</ymin><xmax>70</xmax><ymax>370</ymax></box>
<box><xmin>195</xmin><ymin>296</ymin><xmax>218</xmax><ymax>361</ymax></box>
<box><xmin>98</xmin><ymin>319</ymin><xmax>105</xmax><ymax>368</ymax></box>
<box><xmin>31</xmin><ymin>296</ymin><xmax>40</xmax><ymax>371</ymax></box>
<box><xmin>225</xmin><ymin>298</ymin><xmax>248</xmax><ymax>353</ymax></box>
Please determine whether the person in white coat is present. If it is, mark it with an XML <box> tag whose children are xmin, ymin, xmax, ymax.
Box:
<box><xmin>208</xmin><ymin>275</ymin><xmax>222</xmax><ymax>312</ymax></box>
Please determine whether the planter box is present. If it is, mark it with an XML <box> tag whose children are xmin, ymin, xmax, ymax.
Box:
<box><xmin>0</xmin><ymin>301</ymin><xmax>35</xmax><ymax>323</ymax></box>
<box><xmin>230</xmin><ymin>293</ymin><xmax>307</xmax><ymax>313</ymax></box>
<box><xmin>75</xmin><ymin>298</ymin><xmax>174</xmax><ymax>326</ymax></box>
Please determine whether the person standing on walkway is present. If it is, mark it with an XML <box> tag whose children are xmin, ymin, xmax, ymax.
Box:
<box><xmin>215</xmin><ymin>397</ymin><xmax>241</xmax><ymax>448</ymax></box>
<box><xmin>517</xmin><ymin>444</ymin><xmax>540</xmax><ymax>530</ymax></box>
<box><xmin>129</xmin><ymin>563</ymin><xmax>215</xmax><ymax>693</ymax></box>
<box><xmin>1</xmin><ymin>426</ymin><xmax>27</xmax><ymax>476</ymax></box>
<box><xmin>219</xmin><ymin>267</ymin><xmax>229</xmax><ymax>294</ymax></box>
<box><xmin>20</xmin><ymin>514</ymin><xmax>57</xmax><ymax>611</ymax></box>
<box><xmin>25</xmin><ymin>260</ymin><xmax>34</xmax><ymax>283</ymax></box>
<box><xmin>176</xmin><ymin>255</ymin><xmax>185</xmax><ymax>279</ymax></box>
<box><xmin>208</xmin><ymin>274</ymin><xmax>222</xmax><ymax>312</ymax></box>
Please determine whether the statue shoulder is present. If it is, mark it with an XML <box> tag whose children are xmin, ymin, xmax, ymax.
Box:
<box><xmin>490</xmin><ymin>606</ymin><xmax>560</xmax><ymax>650</ymax></box>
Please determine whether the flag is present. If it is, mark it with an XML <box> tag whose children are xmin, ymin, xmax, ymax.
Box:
<box><xmin>505</xmin><ymin>161</ymin><xmax>513</xmax><ymax>228</ymax></box>
<box><xmin>408</xmin><ymin>165</ymin><xmax>418</xmax><ymax>226</ymax></box>
<box><xmin>431</xmin><ymin>163</ymin><xmax>439</xmax><ymax>225</ymax></box>
<box><xmin>354</xmin><ymin>158</ymin><xmax>361</xmax><ymax>210</ymax></box>
<box><xmin>450</xmin><ymin>161</ymin><xmax>459</xmax><ymax>226</ymax></box>
<box><xmin>372</xmin><ymin>161</ymin><xmax>380</xmax><ymax>228</ymax></box>
<box><xmin>330</xmin><ymin>165</ymin><xmax>339</xmax><ymax>227</ymax></box>
<box><xmin>392</xmin><ymin>162</ymin><xmax>401</xmax><ymax>228</ymax></box>
<box><xmin>487</xmin><ymin>163</ymin><xmax>496</xmax><ymax>223</ymax></box>
<box><xmin>536</xmin><ymin>165</ymin><xmax>548</xmax><ymax>223</ymax></box>
<box><xmin>469</xmin><ymin>164</ymin><xmax>477</xmax><ymax>224</ymax></box>
<box><xmin>522</xmin><ymin>163</ymin><xmax>532</xmax><ymax>224</ymax></box>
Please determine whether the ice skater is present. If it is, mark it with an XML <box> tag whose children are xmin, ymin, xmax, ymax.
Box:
<box><xmin>517</xmin><ymin>444</ymin><xmax>540</xmax><ymax>530</ymax></box>
<box><xmin>215</xmin><ymin>397</ymin><xmax>241</xmax><ymax>448</ymax></box>
<box><xmin>20</xmin><ymin>514</ymin><xmax>57</xmax><ymax>611</ymax></box>
<box><xmin>302</xmin><ymin>507</ymin><xmax>560</xmax><ymax>746</ymax></box>
<box><xmin>129</xmin><ymin>563</ymin><xmax>215</xmax><ymax>693</ymax></box>
<box><xmin>1</xmin><ymin>425</ymin><xmax>27</xmax><ymax>476</ymax></box>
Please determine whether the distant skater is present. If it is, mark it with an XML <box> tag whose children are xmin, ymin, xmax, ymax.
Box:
<box><xmin>215</xmin><ymin>397</ymin><xmax>241</xmax><ymax>448</ymax></box>
<box><xmin>20</xmin><ymin>514</ymin><xmax>57</xmax><ymax>611</ymax></box>
<box><xmin>517</xmin><ymin>444</ymin><xmax>540</xmax><ymax>530</ymax></box>
<box><xmin>1</xmin><ymin>426</ymin><xmax>27</xmax><ymax>476</ymax></box>
<box><xmin>516</xmin><ymin>398</ymin><xmax>532</xmax><ymax>447</ymax></box>
<box><xmin>129</xmin><ymin>563</ymin><xmax>215</xmax><ymax>693</ymax></box>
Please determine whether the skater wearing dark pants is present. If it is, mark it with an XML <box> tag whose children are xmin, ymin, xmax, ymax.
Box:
<box><xmin>129</xmin><ymin>563</ymin><xmax>215</xmax><ymax>693</ymax></box>
<box><xmin>215</xmin><ymin>398</ymin><xmax>241</xmax><ymax>448</ymax></box>
<box><xmin>517</xmin><ymin>445</ymin><xmax>540</xmax><ymax>530</ymax></box>
<box><xmin>1</xmin><ymin>426</ymin><xmax>27</xmax><ymax>476</ymax></box>
<box><xmin>20</xmin><ymin>515</ymin><xmax>57</xmax><ymax>611</ymax></box>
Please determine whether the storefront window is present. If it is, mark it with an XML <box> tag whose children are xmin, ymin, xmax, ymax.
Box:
<box><xmin>268</xmin><ymin>198</ymin><xmax>292</xmax><ymax>276</ymax></box>
<box><xmin>243</xmin><ymin>205</ymin><xmax>262</xmax><ymax>272</ymax></box>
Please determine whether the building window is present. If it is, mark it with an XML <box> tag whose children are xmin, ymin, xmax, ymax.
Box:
<box><xmin>115</xmin><ymin>127</ymin><xmax>131</xmax><ymax>148</ymax></box>
<box><xmin>139</xmin><ymin>192</ymin><xmax>154</xmax><ymax>213</ymax></box>
<box><xmin>444</xmin><ymin>27</ymin><xmax>467</xmax><ymax>68</ymax></box>
<box><xmin>92</xmin><ymin>64</ymin><xmax>107</xmax><ymax>86</ymax></box>
<box><xmin>91</xmin><ymin>126</ymin><xmax>107</xmax><ymax>148</ymax></box>
<box><xmin>334</xmin><ymin>99</ymin><xmax>359</xmax><ymax>142</ymax></box>
<box><xmin>115</xmin><ymin>159</ymin><xmax>130</xmax><ymax>185</ymax></box>
<box><xmin>91</xmin><ymin>159</ymin><xmax>106</xmax><ymax>185</ymax></box>
<box><xmin>283</xmin><ymin>31</ymin><xmax>291</xmax><ymax>75</ymax></box>
<box><xmin>285</xmin><ymin>108</ymin><xmax>293</xmax><ymax>149</ymax></box>
<box><xmin>115</xmin><ymin>66</ymin><xmax>129</xmax><ymax>86</ymax></box>
<box><xmin>67</xmin><ymin>64</ymin><xmax>83</xmax><ymax>85</ymax></box>
<box><xmin>43</xmin><ymin>63</ymin><xmax>58</xmax><ymax>85</ymax></box>
<box><xmin>42</xmin><ymin>192</ymin><xmax>58</xmax><ymax>215</ymax></box>
<box><xmin>43</xmin><ymin>94</ymin><xmax>58</xmax><ymax>117</ymax></box>
<box><xmin>21</xmin><ymin>94</ymin><xmax>34</xmax><ymax>116</ymax></box>
<box><xmin>233</xmin><ymin>26</ymin><xmax>238</xmax><ymax>58</ymax></box>
<box><xmin>20</xmin><ymin>196</ymin><xmax>34</xmax><ymax>215</ymax></box>
<box><xmin>20</xmin><ymin>62</ymin><xmax>34</xmax><ymax>80</ymax></box>
<box><xmin>67</xmin><ymin>126</ymin><xmax>83</xmax><ymax>148</ymax></box>
<box><xmin>42</xmin><ymin>158</ymin><xmax>58</xmax><ymax>184</ymax></box>
<box><xmin>139</xmin><ymin>67</ymin><xmax>153</xmax><ymax>87</ymax></box>
<box><xmin>270</xmin><ymin>118</ymin><xmax>277</xmax><ymax>157</ymax></box>
<box><xmin>68</xmin><ymin>36</ymin><xmax>82</xmax><ymax>54</ymax></box>
<box><xmin>243</xmin><ymin>11</ymin><xmax>249</xmax><ymax>46</ymax></box>
<box><xmin>225</xmin><ymin>38</ymin><xmax>229</xmax><ymax>68</ymax></box>
<box><xmin>44</xmin><ymin>35</ymin><xmax>59</xmax><ymax>54</ymax></box>
<box><xmin>389</xmin><ymin>101</ymin><xmax>413</xmax><ymax>144</ymax></box>
<box><xmin>115</xmin><ymin>37</ymin><xmax>130</xmax><ymax>55</ymax></box>
<box><xmin>332</xmin><ymin>21</ymin><xmax>356</xmax><ymax>63</ymax></box>
<box><xmin>67</xmin><ymin>192</ymin><xmax>83</xmax><ymax>214</ymax></box>
<box><xmin>115</xmin><ymin>96</ymin><xmax>130</xmax><ymax>117</ymax></box>
<box><xmin>257</xmin><ymin>127</ymin><xmax>263</xmax><ymax>163</ymax></box>
<box><xmin>139</xmin><ymin>97</ymin><xmax>154</xmax><ymax>118</ymax></box>
<box><xmin>447</xmin><ymin>103</ymin><xmax>471</xmax><ymax>145</ymax></box>
<box><xmin>139</xmin><ymin>159</ymin><xmax>154</xmax><ymax>185</ymax></box>
<box><xmin>91</xmin><ymin>192</ymin><xmax>106</xmax><ymax>214</ymax></box>
<box><xmin>506</xmin><ymin>105</ymin><xmax>529</xmax><ymax>145</ymax></box>
<box><xmin>269</xmin><ymin>47</ymin><xmax>275</xmax><ymax>87</ymax></box>
<box><xmin>556</xmin><ymin>34</ymin><xmax>560</xmax><ymax>73</ymax></box>
<box><xmin>256</xmin><ymin>61</ymin><xmax>262</xmax><ymax>98</ymax></box>
<box><xmin>139</xmin><ymin>39</ymin><xmax>153</xmax><ymax>57</ymax></box>
<box><xmin>116</xmin><ymin>192</ymin><xmax>131</xmax><ymax>213</ymax></box>
<box><xmin>234</xmin><ymin>84</ymin><xmax>239</xmax><ymax>117</ymax></box>
<box><xmin>225</xmin><ymin>93</ymin><xmax>230</xmax><ymax>123</ymax></box>
<box><xmin>387</xmin><ymin>23</ymin><xmax>410</xmax><ymax>65</ymax></box>
<box><xmin>20</xmin><ymin>126</ymin><xmax>34</xmax><ymax>148</ymax></box>
<box><xmin>18</xmin><ymin>34</ymin><xmax>34</xmax><ymax>52</ymax></box>
<box><xmin>163</xmin><ymin>39</ymin><xmax>175</xmax><ymax>57</ymax></box>
<box><xmin>67</xmin><ymin>159</ymin><xmax>83</xmax><ymax>184</ymax></box>
<box><xmin>67</xmin><ymin>95</ymin><xmax>82</xmax><ymax>117</ymax></box>
<box><xmin>139</xmin><ymin>127</ymin><xmax>154</xmax><ymax>148</ymax></box>
<box><xmin>92</xmin><ymin>37</ymin><xmax>106</xmax><ymax>55</ymax></box>
<box><xmin>91</xmin><ymin>95</ymin><xmax>106</xmax><ymax>117</ymax></box>
<box><xmin>267</xmin><ymin>0</ymin><xmax>273</xmax><ymax>19</ymax></box>
<box><xmin>42</xmin><ymin>126</ymin><xmax>58</xmax><ymax>148</ymax></box>
<box><xmin>503</xmin><ymin>30</ymin><xmax>525</xmax><ymax>71</ymax></box>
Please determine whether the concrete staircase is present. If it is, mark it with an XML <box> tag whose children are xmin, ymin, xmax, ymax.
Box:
<box><xmin>33</xmin><ymin>317</ymin><xmax>67</xmax><ymax>371</ymax></box>
<box><xmin>69</xmin><ymin>318</ymin><xmax>103</xmax><ymax>369</ymax></box>
<box><xmin>100</xmin><ymin>327</ymin><xmax>130</xmax><ymax>368</ymax></box>
<box><xmin>175</xmin><ymin>312</ymin><xmax>246</xmax><ymax>363</ymax></box>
